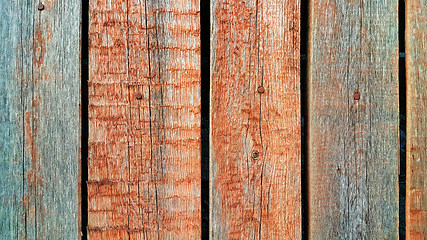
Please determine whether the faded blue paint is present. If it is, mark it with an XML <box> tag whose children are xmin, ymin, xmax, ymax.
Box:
<box><xmin>0</xmin><ymin>0</ymin><xmax>81</xmax><ymax>238</ymax></box>
<box><xmin>0</xmin><ymin>1</ymin><xmax>23</xmax><ymax>238</ymax></box>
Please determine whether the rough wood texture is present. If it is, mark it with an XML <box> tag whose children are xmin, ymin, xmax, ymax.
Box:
<box><xmin>406</xmin><ymin>0</ymin><xmax>427</xmax><ymax>238</ymax></box>
<box><xmin>308</xmin><ymin>0</ymin><xmax>399</xmax><ymax>239</ymax></box>
<box><xmin>88</xmin><ymin>0</ymin><xmax>201</xmax><ymax>239</ymax></box>
<box><xmin>210</xmin><ymin>0</ymin><xmax>301</xmax><ymax>239</ymax></box>
<box><xmin>0</xmin><ymin>0</ymin><xmax>81</xmax><ymax>239</ymax></box>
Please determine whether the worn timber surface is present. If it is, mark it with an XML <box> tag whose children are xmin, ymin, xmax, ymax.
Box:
<box><xmin>308</xmin><ymin>0</ymin><xmax>399</xmax><ymax>239</ymax></box>
<box><xmin>406</xmin><ymin>0</ymin><xmax>427</xmax><ymax>239</ymax></box>
<box><xmin>0</xmin><ymin>0</ymin><xmax>81</xmax><ymax>239</ymax></box>
<box><xmin>210</xmin><ymin>0</ymin><xmax>301</xmax><ymax>239</ymax></box>
<box><xmin>88</xmin><ymin>0</ymin><xmax>201</xmax><ymax>239</ymax></box>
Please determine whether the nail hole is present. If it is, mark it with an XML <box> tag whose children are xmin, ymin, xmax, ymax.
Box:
<box><xmin>135</xmin><ymin>92</ymin><xmax>142</xmax><ymax>99</ymax></box>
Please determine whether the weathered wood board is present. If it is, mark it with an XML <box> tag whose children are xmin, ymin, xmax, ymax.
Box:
<box><xmin>0</xmin><ymin>0</ymin><xmax>81</xmax><ymax>239</ymax></box>
<box><xmin>210</xmin><ymin>0</ymin><xmax>301</xmax><ymax>239</ymax></box>
<box><xmin>88</xmin><ymin>0</ymin><xmax>201</xmax><ymax>238</ymax></box>
<box><xmin>308</xmin><ymin>0</ymin><xmax>399</xmax><ymax>239</ymax></box>
<box><xmin>406</xmin><ymin>0</ymin><xmax>427</xmax><ymax>238</ymax></box>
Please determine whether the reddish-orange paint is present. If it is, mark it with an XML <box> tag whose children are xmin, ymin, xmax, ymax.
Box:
<box><xmin>406</xmin><ymin>0</ymin><xmax>427</xmax><ymax>238</ymax></box>
<box><xmin>210</xmin><ymin>0</ymin><xmax>301</xmax><ymax>239</ymax></box>
<box><xmin>88</xmin><ymin>0</ymin><xmax>201</xmax><ymax>238</ymax></box>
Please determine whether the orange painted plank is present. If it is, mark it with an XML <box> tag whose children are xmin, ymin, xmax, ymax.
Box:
<box><xmin>88</xmin><ymin>0</ymin><xmax>201</xmax><ymax>239</ymax></box>
<box><xmin>308</xmin><ymin>0</ymin><xmax>399</xmax><ymax>239</ymax></box>
<box><xmin>210</xmin><ymin>0</ymin><xmax>301</xmax><ymax>239</ymax></box>
<box><xmin>406</xmin><ymin>0</ymin><xmax>427</xmax><ymax>239</ymax></box>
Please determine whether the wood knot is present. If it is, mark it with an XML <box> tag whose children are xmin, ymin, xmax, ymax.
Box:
<box><xmin>251</xmin><ymin>150</ymin><xmax>260</xmax><ymax>160</ymax></box>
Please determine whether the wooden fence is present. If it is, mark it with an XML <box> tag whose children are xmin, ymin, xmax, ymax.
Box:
<box><xmin>0</xmin><ymin>0</ymin><xmax>426</xmax><ymax>239</ymax></box>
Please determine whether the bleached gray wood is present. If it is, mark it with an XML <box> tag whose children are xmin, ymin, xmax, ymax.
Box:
<box><xmin>308</xmin><ymin>0</ymin><xmax>399</xmax><ymax>239</ymax></box>
<box><xmin>0</xmin><ymin>0</ymin><xmax>81</xmax><ymax>238</ymax></box>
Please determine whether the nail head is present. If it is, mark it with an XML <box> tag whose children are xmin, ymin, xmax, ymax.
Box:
<box><xmin>257</xmin><ymin>86</ymin><xmax>265</xmax><ymax>94</ymax></box>
<box><xmin>38</xmin><ymin>3</ymin><xmax>45</xmax><ymax>10</ymax></box>
<box><xmin>353</xmin><ymin>90</ymin><xmax>360</xmax><ymax>100</ymax></box>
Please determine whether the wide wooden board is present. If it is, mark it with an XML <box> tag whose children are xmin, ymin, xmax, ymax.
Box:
<box><xmin>308</xmin><ymin>0</ymin><xmax>399</xmax><ymax>239</ymax></box>
<box><xmin>88</xmin><ymin>0</ymin><xmax>201</xmax><ymax>238</ymax></box>
<box><xmin>210</xmin><ymin>0</ymin><xmax>301</xmax><ymax>239</ymax></box>
<box><xmin>0</xmin><ymin>0</ymin><xmax>81</xmax><ymax>239</ymax></box>
<box><xmin>406</xmin><ymin>0</ymin><xmax>427</xmax><ymax>238</ymax></box>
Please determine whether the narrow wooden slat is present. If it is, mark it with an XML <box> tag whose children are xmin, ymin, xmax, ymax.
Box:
<box><xmin>88</xmin><ymin>0</ymin><xmax>201</xmax><ymax>238</ymax></box>
<box><xmin>308</xmin><ymin>0</ymin><xmax>399</xmax><ymax>239</ymax></box>
<box><xmin>0</xmin><ymin>0</ymin><xmax>81</xmax><ymax>239</ymax></box>
<box><xmin>210</xmin><ymin>0</ymin><xmax>301</xmax><ymax>239</ymax></box>
<box><xmin>406</xmin><ymin>0</ymin><xmax>427</xmax><ymax>238</ymax></box>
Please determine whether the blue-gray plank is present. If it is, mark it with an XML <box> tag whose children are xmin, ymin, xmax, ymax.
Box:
<box><xmin>308</xmin><ymin>0</ymin><xmax>399</xmax><ymax>239</ymax></box>
<box><xmin>0</xmin><ymin>0</ymin><xmax>81</xmax><ymax>238</ymax></box>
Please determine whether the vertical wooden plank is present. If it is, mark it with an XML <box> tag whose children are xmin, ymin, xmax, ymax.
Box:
<box><xmin>88</xmin><ymin>0</ymin><xmax>201</xmax><ymax>239</ymax></box>
<box><xmin>406</xmin><ymin>0</ymin><xmax>427</xmax><ymax>238</ymax></box>
<box><xmin>308</xmin><ymin>0</ymin><xmax>399</xmax><ymax>239</ymax></box>
<box><xmin>0</xmin><ymin>3</ymin><xmax>22</xmax><ymax>238</ymax></box>
<box><xmin>210</xmin><ymin>0</ymin><xmax>301</xmax><ymax>239</ymax></box>
<box><xmin>0</xmin><ymin>0</ymin><xmax>81</xmax><ymax>239</ymax></box>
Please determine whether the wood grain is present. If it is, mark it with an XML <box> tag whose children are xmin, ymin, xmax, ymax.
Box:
<box><xmin>0</xmin><ymin>0</ymin><xmax>81</xmax><ymax>239</ymax></box>
<box><xmin>406</xmin><ymin>0</ymin><xmax>427</xmax><ymax>238</ymax></box>
<box><xmin>210</xmin><ymin>0</ymin><xmax>301</xmax><ymax>239</ymax></box>
<box><xmin>308</xmin><ymin>0</ymin><xmax>399</xmax><ymax>239</ymax></box>
<box><xmin>88</xmin><ymin>0</ymin><xmax>201</xmax><ymax>239</ymax></box>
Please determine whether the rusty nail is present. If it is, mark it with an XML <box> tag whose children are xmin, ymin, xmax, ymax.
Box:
<box><xmin>38</xmin><ymin>3</ymin><xmax>45</xmax><ymax>10</ymax></box>
<box><xmin>251</xmin><ymin>150</ymin><xmax>260</xmax><ymax>160</ymax></box>
<box><xmin>135</xmin><ymin>92</ymin><xmax>142</xmax><ymax>99</ymax></box>
<box><xmin>257</xmin><ymin>86</ymin><xmax>265</xmax><ymax>94</ymax></box>
<box><xmin>353</xmin><ymin>90</ymin><xmax>360</xmax><ymax>100</ymax></box>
